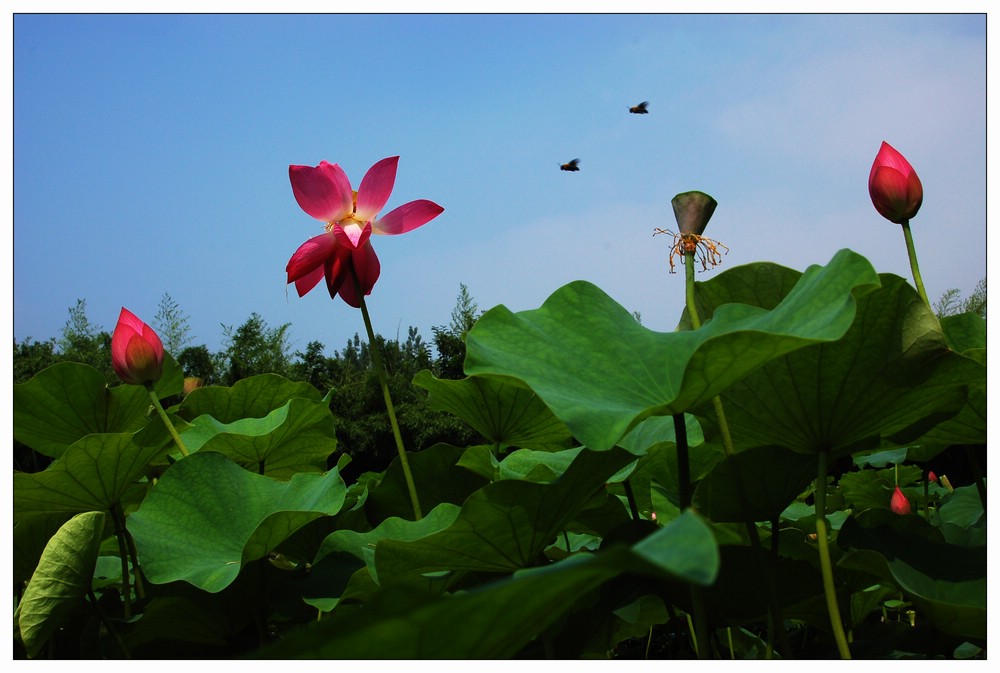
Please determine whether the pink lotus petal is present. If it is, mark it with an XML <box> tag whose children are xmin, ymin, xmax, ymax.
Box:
<box><xmin>355</xmin><ymin>157</ymin><xmax>399</xmax><ymax>222</ymax></box>
<box><xmin>331</xmin><ymin>222</ymin><xmax>373</xmax><ymax>250</ymax></box>
<box><xmin>289</xmin><ymin>161</ymin><xmax>354</xmax><ymax>222</ymax></box>
<box><xmin>372</xmin><ymin>199</ymin><xmax>444</xmax><ymax>235</ymax></box>
<box><xmin>871</xmin><ymin>141</ymin><xmax>914</xmax><ymax>175</ymax></box>
<box><xmin>337</xmin><ymin>244</ymin><xmax>382</xmax><ymax>307</ymax></box>
<box><xmin>285</xmin><ymin>233</ymin><xmax>339</xmax><ymax>282</ymax></box>
<box><xmin>111</xmin><ymin>308</ymin><xmax>164</xmax><ymax>385</ymax></box>
<box><xmin>294</xmin><ymin>266</ymin><xmax>326</xmax><ymax>297</ymax></box>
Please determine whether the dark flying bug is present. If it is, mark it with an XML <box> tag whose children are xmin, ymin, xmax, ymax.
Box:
<box><xmin>629</xmin><ymin>101</ymin><xmax>649</xmax><ymax>114</ymax></box>
<box><xmin>560</xmin><ymin>158</ymin><xmax>580</xmax><ymax>172</ymax></box>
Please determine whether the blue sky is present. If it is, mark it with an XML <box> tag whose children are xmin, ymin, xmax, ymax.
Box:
<box><xmin>11</xmin><ymin>13</ymin><xmax>987</xmax><ymax>358</ymax></box>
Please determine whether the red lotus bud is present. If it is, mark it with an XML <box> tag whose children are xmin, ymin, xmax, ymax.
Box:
<box><xmin>111</xmin><ymin>308</ymin><xmax>165</xmax><ymax>385</ymax></box>
<box><xmin>869</xmin><ymin>141</ymin><xmax>923</xmax><ymax>224</ymax></box>
<box><xmin>890</xmin><ymin>486</ymin><xmax>911</xmax><ymax>515</ymax></box>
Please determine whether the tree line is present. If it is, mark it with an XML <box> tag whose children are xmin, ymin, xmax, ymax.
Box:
<box><xmin>13</xmin><ymin>285</ymin><xmax>485</xmax><ymax>476</ymax></box>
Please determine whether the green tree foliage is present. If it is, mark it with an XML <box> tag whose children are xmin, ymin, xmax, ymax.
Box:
<box><xmin>219</xmin><ymin>313</ymin><xmax>292</xmax><ymax>385</ymax></box>
<box><xmin>432</xmin><ymin>283</ymin><xmax>481</xmax><ymax>379</ymax></box>
<box><xmin>152</xmin><ymin>292</ymin><xmax>192</xmax><ymax>355</ymax></box>
<box><xmin>13</xmin><ymin>337</ymin><xmax>59</xmax><ymax>384</ymax></box>
<box><xmin>177</xmin><ymin>344</ymin><xmax>219</xmax><ymax>385</ymax></box>
<box><xmin>56</xmin><ymin>299</ymin><xmax>114</xmax><ymax>382</ymax></box>
<box><xmin>935</xmin><ymin>278</ymin><xmax>986</xmax><ymax>319</ymax></box>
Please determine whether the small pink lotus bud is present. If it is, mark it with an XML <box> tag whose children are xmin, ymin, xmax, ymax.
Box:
<box><xmin>111</xmin><ymin>308</ymin><xmax>165</xmax><ymax>386</ymax></box>
<box><xmin>890</xmin><ymin>486</ymin><xmax>911</xmax><ymax>515</ymax></box>
<box><xmin>928</xmin><ymin>471</ymin><xmax>938</xmax><ymax>483</ymax></box>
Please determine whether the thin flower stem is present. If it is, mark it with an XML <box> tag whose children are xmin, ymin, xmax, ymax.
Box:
<box><xmin>814</xmin><ymin>450</ymin><xmax>852</xmax><ymax>659</ymax></box>
<box><xmin>145</xmin><ymin>385</ymin><xmax>189</xmax><ymax>457</ymax></box>
<box><xmin>682</xmin><ymin>250</ymin><xmax>793</xmax><ymax>658</ymax></box>
<box><xmin>352</xmin><ymin>277</ymin><xmax>423</xmax><ymax>520</ymax></box>
<box><xmin>900</xmin><ymin>220</ymin><xmax>930</xmax><ymax>308</ymax></box>
<box><xmin>112</xmin><ymin>502</ymin><xmax>145</xmax><ymax>600</ymax></box>
<box><xmin>109</xmin><ymin>505</ymin><xmax>132</xmax><ymax>620</ymax></box>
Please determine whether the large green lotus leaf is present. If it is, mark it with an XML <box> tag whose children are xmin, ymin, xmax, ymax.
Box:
<box><xmin>14</xmin><ymin>363</ymin><xmax>149</xmax><ymax>458</ymax></box>
<box><xmin>14</xmin><ymin>433</ymin><xmax>167</xmax><ymax>520</ymax></box>
<box><xmin>694</xmin><ymin>273</ymin><xmax>976</xmax><ymax>458</ymax></box>
<box><xmin>177</xmin><ymin>373</ymin><xmax>324</xmax><ymax>423</ymax></box>
<box><xmin>129</xmin><ymin>451</ymin><xmax>346</xmax><ymax>593</ymax></box>
<box><xmin>906</xmin><ymin>313</ymin><xmax>986</xmax><ymax>460</ymax></box>
<box><xmin>619</xmin><ymin>414</ymin><xmax>704</xmax><ymax>454</ymax></box>
<box><xmin>314</xmin><ymin>503</ymin><xmax>461</xmax><ymax>583</ymax></box>
<box><xmin>364</xmin><ymin>443</ymin><xmax>489</xmax><ymax>523</ymax></box>
<box><xmin>837</xmin><ymin>514</ymin><xmax>986</xmax><ymax>640</ymax></box>
<box><xmin>412</xmin><ymin>370</ymin><xmax>573</xmax><ymax>452</ymax></box>
<box><xmin>692</xmin><ymin>445</ymin><xmax>815</xmax><ymax>522</ymax></box>
<box><xmin>181</xmin><ymin>397</ymin><xmax>337</xmax><ymax>477</ymax></box>
<box><xmin>465</xmin><ymin>249</ymin><xmax>880</xmax><ymax>452</ymax></box>
<box><xmin>260</xmin><ymin>510</ymin><xmax>717</xmax><ymax>659</ymax></box>
<box><xmin>17</xmin><ymin>511</ymin><xmax>107</xmax><ymax>658</ymax></box>
<box><xmin>374</xmin><ymin>446</ymin><xmax>638</xmax><ymax>576</ymax></box>
<box><xmin>14</xmin><ymin>356</ymin><xmax>185</xmax><ymax>459</ymax></box>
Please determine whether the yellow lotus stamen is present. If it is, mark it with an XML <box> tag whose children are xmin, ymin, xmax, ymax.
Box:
<box><xmin>654</xmin><ymin>228</ymin><xmax>729</xmax><ymax>274</ymax></box>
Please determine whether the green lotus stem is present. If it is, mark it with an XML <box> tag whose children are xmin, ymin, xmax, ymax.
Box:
<box><xmin>109</xmin><ymin>504</ymin><xmax>132</xmax><ymax>620</ymax></box>
<box><xmin>353</xmin><ymin>278</ymin><xmax>423</xmax><ymax>520</ymax></box>
<box><xmin>145</xmin><ymin>385</ymin><xmax>189</xmax><ymax>457</ymax></box>
<box><xmin>622</xmin><ymin>478</ymin><xmax>641</xmax><ymax>520</ymax></box>
<box><xmin>112</xmin><ymin>502</ymin><xmax>145</xmax><ymax>601</ymax></box>
<box><xmin>814</xmin><ymin>450</ymin><xmax>852</xmax><ymax>659</ymax></box>
<box><xmin>900</xmin><ymin>220</ymin><xmax>930</xmax><ymax>308</ymax></box>
<box><xmin>683</xmin><ymin>250</ymin><xmax>792</xmax><ymax>658</ymax></box>
<box><xmin>673</xmin><ymin>413</ymin><xmax>692</xmax><ymax>509</ymax></box>
<box><xmin>88</xmin><ymin>588</ymin><xmax>131</xmax><ymax>659</ymax></box>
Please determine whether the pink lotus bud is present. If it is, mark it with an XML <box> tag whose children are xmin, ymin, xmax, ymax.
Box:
<box><xmin>927</xmin><ymin>471</ymin><xmax>938</xmax><ymax>483</ymax></box>
<box><xmin>890</xmin><ymin>486</ymin><xmax>911</xmax><ymax>515</ymax></box>
<box><xmin>111</xmin><ymin>307</ymin><xmax>165</xmax><ymax>385</ymax></box>
<box><xmin>868</xmin><ymin>141</ymin><xmax>923</xmax><ymax>224</ymax></box>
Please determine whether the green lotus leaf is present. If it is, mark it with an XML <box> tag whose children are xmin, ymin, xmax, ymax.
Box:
<box><xmin>17</xmin><ymin>511</ymin><xmax>107</xmax><ymax>658</ymax></box>
<box><xmin>412</xmin><ymin>370</ymin><xmax>573</xmax><ymax>452</ymax></box>
<box><xmin>129</xmin><ymin>451</ymin><xmax>346</xmax><ymax>593</ymax></box>
<box><xmin>259</xmin><ymin>510</ymin><xmax>717</xmax><ymax>659</ymax></box>
<box><xmin>315</xmin><ymin>503</ymin><xmax>461</xmax><ymax>583</ymax></box>
<box><xmin>177</xmin><ymin>373</ymin><xmax>324</xmax><ymax>423</ymax></box>
<box><xmin>364</xmin><ymin>443</ymin><xmax>488</xmax><ymax>522</ymax></box>
<box><xmin>465</xmin><ymin>249</ymin><xmax>880</xmax><ymax>451</ymax></box>
<box><xmin>14</xmin><ymin>362</ymin><xmax>150</xmax><ymax>458</ymax></box>
<box><xmin>182</xmin><ymin>397</ymin><xmax>337</xmax><ymax>477</ymax></box>
<box><xmin>14</xmin><ymin>433</ymin><xmax>166</xmax><ymax>520</ymax></box>
<box><xmin>692</xmin><ymin>273</ymin><xmax>977</xmax><ymax>459</ymax></box>
<box><xmin>837</xmin><ymin>514</ymin><xmax>986</xmax><ymax>640</ymax></box>
<box><xmin>374</xmin><ymin>446</ymin><xmax>638</xmax><ymax>575</ymax></box>
<box><xmin>906</xmin><ymin>313</ymin><xmax>986</xmax><ymax>460</ymax></box>
<box><xmin>692</xmin><ymin>445</ymin><xmax>816</xmax><ymax>522</ymax></box>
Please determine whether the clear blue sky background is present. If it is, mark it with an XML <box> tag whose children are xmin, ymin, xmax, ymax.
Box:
<box><xmin>12</xmin><ymin>13</ymin><xmax>987</xmax><ymax>358</ymax></box>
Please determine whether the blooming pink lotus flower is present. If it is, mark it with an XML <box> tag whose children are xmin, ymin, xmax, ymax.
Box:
<box><xmin>890</xmin><ymin>485</ymin><xmax>911</xmax><ymax>515</ymax></box>
<box><xmin>111</xmin><ymin>308</ymin><xmax>165</xmax><ymax>385</ymax></box>
<box><xmin>285</xmin><ymin>157</ymin><xmax>443</xmax><ymax>307</ymax></box>
<box><xmin>869</xmin><ymin>141</ymin><xmax>923</xmax><ymax>224</ymax></box>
